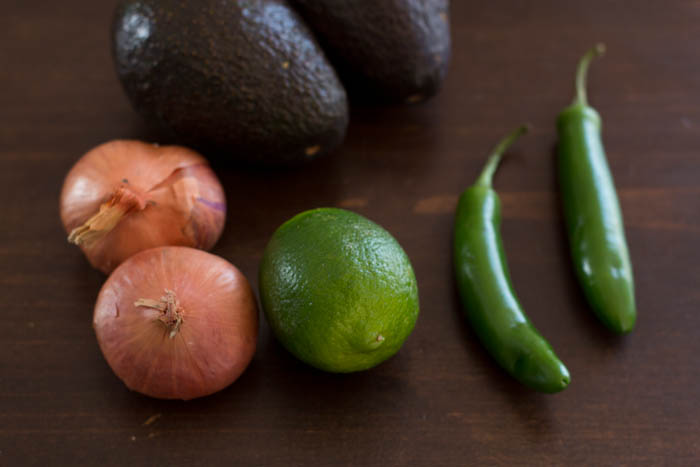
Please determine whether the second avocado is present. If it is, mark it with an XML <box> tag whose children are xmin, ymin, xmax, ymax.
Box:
<box><xmin>293</xmin><ymin>0</ymin><xmax>451</xmax><ymax>103</ymax></box>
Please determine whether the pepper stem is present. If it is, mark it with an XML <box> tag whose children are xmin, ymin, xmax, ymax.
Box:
<box><xmin>574</xmin><ymin>43</ymin><xmax>606</xmax><ymax>107</ymax></box>
<box><xmin>134</xmin><ymin>289</ymin><xmax>183</xmax><ymax>339</ymax></box>
<box><xmin>475</xmin><ymin>125</ymin><xmax>529</xmax><ymax>188</ymax></box>
<box><xmin>68</xmin><ymin>186</ymin><xmax>147</xmax><ymax>246</ymax></box>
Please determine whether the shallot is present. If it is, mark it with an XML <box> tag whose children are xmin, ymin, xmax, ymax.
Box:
<box><xmin>93</xmin><ymin>246</ymin><xmax>258</xmax><ymax>400</ymax></box>
<box><xmin>60</xmin><ymin>140</ymin><xmax>226</xmax><ymax>273</ymax></box>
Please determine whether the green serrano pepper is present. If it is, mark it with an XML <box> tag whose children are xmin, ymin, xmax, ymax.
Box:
<box><xmin>453</xmin><ymin>126</ymin><xmax>570</xmax><ymax>393</ymax></box>
<box><xmin>557</xmin><ymin>44</ymin><xmax>636</xmax><ymax>334</ymax></box>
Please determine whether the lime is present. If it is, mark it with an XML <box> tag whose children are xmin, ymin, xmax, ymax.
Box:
<box><xmin>259</xmin><ymin>208</ymin><xmax>419</xmax><ymax>373</ymax></box>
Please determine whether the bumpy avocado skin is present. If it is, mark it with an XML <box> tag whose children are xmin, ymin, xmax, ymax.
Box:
<box><xmin>112</xmin><ymin>0</ymin><xmax>349</xmax><ymax>166</ymax></box>
<box><xmin>291</xmin><ymin>0</ymin><xmax>451</xmax><ymax>104</ymax></box>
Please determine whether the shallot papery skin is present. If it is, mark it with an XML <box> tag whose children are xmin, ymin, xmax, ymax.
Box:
<box><xmin>93</xmin><ymin>246</ymin><xmax>258</xmax><ymax>400</ymax></box>
<box><xmin>60</xmin><ymin>140</ymin><xmax>226</xmax><ymax>273</ymax></box>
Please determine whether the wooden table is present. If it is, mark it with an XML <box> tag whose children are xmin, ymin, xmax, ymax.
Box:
<box><xmin>2</xmin><ymin>1</ymin><xmax>698</xmax><ymax>465</ymax></box>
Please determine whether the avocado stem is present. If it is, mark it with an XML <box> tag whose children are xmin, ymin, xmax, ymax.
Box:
<box><xmin>475</xmin><ymin>125</ymin><xmax>529</xmax><ymax>188</ymax></box>
<box><xmin>574</xmin><ymin>43</ymin><xmax>606</xmax><ymax>107</ymax></box>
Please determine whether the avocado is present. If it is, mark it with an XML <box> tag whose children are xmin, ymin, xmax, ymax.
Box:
<box><xmin>291</xmin><ymin>0</ymin><xmax>451</xmax><ymax>104</ymax></box>
<box><xmin>112</xmin><ymin>0</ymin><xmax>349</xmax><ymax>166</ymax></box>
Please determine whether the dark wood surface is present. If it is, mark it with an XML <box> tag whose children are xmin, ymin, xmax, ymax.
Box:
<box><xmin>2</xmin><ymin>1</ymin><xmax>699</xmax><ymax>465</ymax></box>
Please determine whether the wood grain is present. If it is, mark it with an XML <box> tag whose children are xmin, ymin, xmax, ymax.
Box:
<box><xmin>2</xmin><ymin>0</ymin><xmax>700</xmax><ymax>465</ymax></box>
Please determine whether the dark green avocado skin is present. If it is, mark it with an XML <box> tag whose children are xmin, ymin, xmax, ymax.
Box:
<box><xmin>112</xmin><ymin>0</ymin><xmax>349</xmax><ymax>166</ymax></box>
<box><xmin>291</xmin><ymin>0</ymin><xmax>451</xmax><ymax>104</ymax></box>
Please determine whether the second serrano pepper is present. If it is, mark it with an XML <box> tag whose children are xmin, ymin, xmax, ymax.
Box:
<box><xmin>557</xmin><ymin>44</ymin><xmax>636</xmax><ymax>334</ymax></box>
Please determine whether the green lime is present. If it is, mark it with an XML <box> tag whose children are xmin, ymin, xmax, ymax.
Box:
<box><xmin>259</xmin><ymin>208</ymin><xmax>420</xmax><ymax>373</ymax></box>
